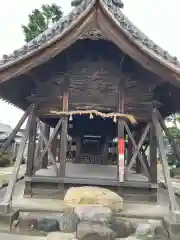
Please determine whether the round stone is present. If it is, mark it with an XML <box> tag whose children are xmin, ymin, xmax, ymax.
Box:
<box><xmin>59</xmin><ymin>212</ymin><xmax>79</xmax><ymax>233</ymax></box>
<box><xmin>74</xmin><ymin>205</ymin><xmax>113</xmax><ymax>224</ymax></box>
<box><xmin>64</xmin><ymin>186</ymin><xmax>123</xmax><ymax>214</ymax></box>
<box><xmin>38</xmin><ymin>218</ymin><xmax>59</xmax><ymax>232</ymax></box>
<box><xmin>76</xmin><ymin>221</ymin><xmax>116</xmax><ymax>240</ymax></box>
<box><xmin>110</xmin><ymin>218</ymin><xmax>135</xmax><ymax>238</ymax></box>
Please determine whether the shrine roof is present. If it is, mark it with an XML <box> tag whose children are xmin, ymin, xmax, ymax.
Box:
<box><xmin>0</xmin><ymin>0</ymin><xmax>179</xmax><ymax>75</ymax></box>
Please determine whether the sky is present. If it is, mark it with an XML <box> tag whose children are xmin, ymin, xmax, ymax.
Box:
<box><xmin>0</xmin><ymin>0</ymin><xmax>180</xmax><ymax>127</ymax></box>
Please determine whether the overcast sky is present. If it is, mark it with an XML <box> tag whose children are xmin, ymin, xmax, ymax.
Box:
<box><xmin>0</xmin><ymin>0</ymin><xmax>179</xmax><ymax>127</ymax></box>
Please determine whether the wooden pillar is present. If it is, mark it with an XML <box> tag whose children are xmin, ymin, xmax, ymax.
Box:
<box><xmin>75</xmin><ymin>136</ymin><xmax>81</xmax><ymax>163</ymax></box>
<box><xmin>149</xmin><ymin>122</ymin><xmax>157</xmax><ymax>183</ymax></box>
<box><xmin>59</xmin><ymin>92</ymin><xmax>69</xmax><ymax>177</ymax></box>
<box><xmin>25</xmin><ymin>105</ymin><xmax>37</xmax><ymax>177</ymax></box>
<box><xmin>42</xmin><ymin>124</ymin><xmax>50</xmax><ymax>169</ymax></box>
<box><xmin>117</xmin><ymin>78</ymin><xmax>125</xmax><ymax>182</ymax></box>
<box><xmin>57</xmin><ymin>133</ymin><xmax>61</xmax><ymax>163</ymax></box>
<box><xmin>51</xmin><ymin>131</ymin><xmax>58</xmax><ymax>162</ymax></box>
<box><xmin>24</xmin><ymin>105</ymin><xmax>37</xmax><ymax>197</ymax></box>
<box><xmin>135</xmin><ymin>130</ymin><xmax>141</xmax><ymax>174</ymax></box>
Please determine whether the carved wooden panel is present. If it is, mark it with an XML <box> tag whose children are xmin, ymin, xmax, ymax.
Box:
<box><xmin>68</xmin><ymin>58</ymin><xmax>120</xmax><ymax>110</ymax></box>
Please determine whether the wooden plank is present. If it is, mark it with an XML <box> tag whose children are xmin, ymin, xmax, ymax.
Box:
<box><xmin>51</xmin><ymin>132</ymin><xmax>58</xmax><ymax>161</ymax></box>
<box><xmin>117</xmin><ymin>75</ymin><xmax>125</xmax><ymax>182</ymax></box>
<box><xmin>59</xmin><ymin>92</ymin><xmax>69</xmax><ymax>177</ymax></box>
<box><xmin>37</xmin><ymin>119</ymin><xmax>58</xmax><ymax>176</ymax></box>
<box><xmin>36</xmin><ymin>119</ymin><xmax>62</xmax><ymax>170</ymax></box>
<box><xmin>125</xmin><ymin>123</ymin><xmax>151</xmax><ymax>180</ymax></box>
<box><xmin>156</xmin><ymin>108</ymin><xmax>180</xmax><ymax>163</ymax></box>
<box><xmin>42</xmin><ymin>124</ymin><xmax>50</xmax><ymax>168</ymax></box>
<box><xmin>26</xmin><ymin>105</ymin><xmax>37</xmax><ymax>177</ymax></box>
<box><xmin>0</xmin><ymin>105</ymin><xmax>32</xmax><ymax>156</ymax></box>
<box><xmin>149</xmin><ymin>122</ymin><xmax>157</xmax><ymax>183</ymax></box>
<box><xmin>152</xmin><ymin>110</ymin><xmax>177</xmax><ymax>211</ymax></box>
<box><xmin>1</xmin><ymin>116</ymin><xmax>31</xmax><ymax>213</ymax></box>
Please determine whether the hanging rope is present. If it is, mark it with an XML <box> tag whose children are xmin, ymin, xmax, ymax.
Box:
<box><xmin>50</xmin><ymin>110</ymin><xmax>136</xmax><ymax>124</ymax></box>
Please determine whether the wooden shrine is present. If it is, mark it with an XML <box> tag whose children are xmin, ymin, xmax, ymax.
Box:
<box><xmin>0</xmin><ymin>0</ymin><xmax>180</xmax><ymax>207</ymax></box>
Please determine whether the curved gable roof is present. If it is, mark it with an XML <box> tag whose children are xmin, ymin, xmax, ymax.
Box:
<box><xmin>0</xmin><ymin>0</ymin><xmax>179</xmax><ymax>76</ymax></box>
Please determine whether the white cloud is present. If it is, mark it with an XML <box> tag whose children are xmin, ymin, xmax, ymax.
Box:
<box><xmin>0</xmin><ymin>0</ymin><xmax>179</xmax><ymax>127</ymax></box>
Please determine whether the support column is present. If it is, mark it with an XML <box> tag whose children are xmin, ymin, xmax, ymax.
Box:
<box><xmin>59</xmin><ymin>92</ymin><xmax>69</xmax><ymax>177</ymax></box>
<box><xmin>51</xmin><ymin>131</ymin><xmax>58</xmax><ymax>162</ymax></box>
<box><xmin>57</xmin><ymin>132</ymin><xmax>61</xmax><ymax>163</ymax></box>
<box><xmin>149</xmin><ymin>122</ymin><xmax>157</xmax><ymax>183</ymax></box>
<box><xmin>42</xmin><ymin>124</ymin><xmax>50</xmax><ymax>169</ymax></box>
<box><xmin>117</xmin><ymin>78</ymin><xmax>125</xmax><ymax>182</ymax></box>
<box><xmin>24</xmin><ymin>105</ymin><xmax>37</xmax><ymax>196</ymax></box>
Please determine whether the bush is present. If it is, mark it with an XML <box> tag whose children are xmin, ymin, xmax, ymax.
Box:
<box><xmin>0</xmin><ymin>152</ymin><xmax>13</xmax><ymax>167</ymax></box>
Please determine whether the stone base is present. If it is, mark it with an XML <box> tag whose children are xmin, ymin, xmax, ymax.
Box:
<box><xmin>0</xmin><ymin>208</ymin><xmax>19</xmax><ymax>228</ymax></box>
<box><xmin>163</xmin><ymin>213</ymin><xmax>180</xmax><ymax>240</ymax></box>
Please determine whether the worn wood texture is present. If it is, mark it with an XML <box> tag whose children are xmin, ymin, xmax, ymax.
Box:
<box><xmin>125</xmin><ymin>123</ymin><xmax>151</xmax><ymax>180</ymax></box>
<box><xmin>59</xmin><ymin>92</ymin><xmax>69</xmax><ymax>177</ymax></box>
<box><xmin>1</xmin><ymin>115</ymin><xmax>31</xmax><ymax>212</ymax></box>
<box><xmin>26</xmin><ymin>105</ymin><xmax>37</xmax><ymax>177</ymax></box>
<box><xmin>42</xmin><ymin>124</ymin><xmax>50</xmax><ymax>169</ymax></box>
<box><xmin>35</xmin><ymin>118</ymin><xmax>62</xmax><ymax>175</ymax></box>
<box><xmin>24</xmin><ymin>41</ymin><xmax>160</xmax><ymax>122</ymax></box>
<box><xmin>149</xmin><ymin>122</ymin><xmax>157</xmax><ymax>183</ymax></box>
<box><xmin>152</xmin><ymin>109</ymin><xmax>177</xmax><ymax>211</ymax></box>
<box><xmin>117</xmin><ymin>71</ymin><xmax>125</xmax><ymax>182</ymax></box>
<box><xmin>0</xmin><ymin>105</ymin><xmax>32</xmax><ymax>156</ymax></box>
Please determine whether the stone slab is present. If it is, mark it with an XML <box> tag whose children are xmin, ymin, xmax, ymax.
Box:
<box><xmin>0</xmin><ymin>209</ymin><xmax>19</xmax><ymax>227</ymax></box>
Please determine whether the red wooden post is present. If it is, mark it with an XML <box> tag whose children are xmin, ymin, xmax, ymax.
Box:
<box><xmin>118</xmin><ymin>138</ymin><xmax>125</xmax><ymax>182</ymax></box>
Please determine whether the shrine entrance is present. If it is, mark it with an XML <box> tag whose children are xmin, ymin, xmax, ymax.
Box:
<box><xmin>68</xmin><ymin>114</ymin><xmax>117</xmax><ymax>165</ymax></box>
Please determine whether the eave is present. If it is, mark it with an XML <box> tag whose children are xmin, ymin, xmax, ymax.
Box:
<box><xmin>0</xmin><ymin>0</ymin><xmax>179</xmax><ymax>87</ymax></box>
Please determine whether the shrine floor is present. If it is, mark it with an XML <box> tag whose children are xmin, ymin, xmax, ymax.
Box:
<box><xmin>35</xmin><ymin>163</ymin><xmax>148</xmax><ymax>182</ymax></box>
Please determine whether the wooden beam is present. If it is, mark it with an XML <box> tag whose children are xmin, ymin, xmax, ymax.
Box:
<box><xmin>149</xmin><ymin>122</ymin><xmax>157</xmax><ymax>183</ymax></box>
<box><xmin>35</xmin><ymin>119</ymin><xmax>62</xmax><ymax>174</ymax></box>
<box><xmin>51</xmin><ymin>132</ymin><xmax>58</xmax><ymax>161</ymax></box>
<box><xmin>25</xmin><ymin>104</ymin><xmax>37</xmax><ymax>177</ymax></box>
<box><xmin>0</xmin><ymin>105</ymin><xmax>32</xmax><ymax>156</ymax></box>
<box><xmin>42</xmin><ymin>124</ymin><xmax>50</xmax><ymax>169</ymax></box>
<box><xmin>125</xmin><ymin>123</ymin><xmax>151</xmax><ymax>180</ymax></box>
<box><xmin>135</xmin><ymin>130</ymin><xmax>142</xmax><ymax>174</ymax></box>
<box><xmin>37</xmin><ymin>119</ymin><xmax>58</xmax><ymax>175</ymax></box>
<box><xmin>117</xmin><ymin>73</ymin><xmax>125</xmax><ymax>182</ymax></box>
<box><xmin>34</xmin><ymin>125</ymin><xmax>43</xmax><ymax>163</ymax></box>
<box><xmin>59</xmin><ymin>92</ymin><xmax>69</xmax><ymax>177</ymax></box>
<box><xmin>156</xmin><ymin>108</ymin><xmax>180</xmax><ymax>163</ymax></box>
<box><xmin>1</xmin><ymin>115</ymin><xmax>31</xmax><ymax>213</ymax></box>
<box><xmin>152</xmin><ymin>109</ymin><xmax>177</xmax><ymax>211</ymax></box>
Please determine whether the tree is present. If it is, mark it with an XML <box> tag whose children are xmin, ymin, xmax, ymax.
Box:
<box><xmin>166</xmin><ymin>113</ymin><xmax>180</xmax><ymax>128</ymax></box>
<box><xmin>22</xmin><ymin>4</ymin><xmax>63</xmax><ymax>42</ymax></box>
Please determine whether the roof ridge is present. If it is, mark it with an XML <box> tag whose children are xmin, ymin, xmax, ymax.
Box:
<box><xmin>0</xmin><ymin>0</ymin><xmax>179</xmax><ymax>72</ymax></box>
<box><xmin>101</xmin><ymin>0</ymin><xmax>180</xmax><ymax>66</ymax></box>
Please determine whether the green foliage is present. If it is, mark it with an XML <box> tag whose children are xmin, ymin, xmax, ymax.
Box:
<box><xmin>168</xmin><ymin>126</ymin><xmax>180</xmax><ymax>139</ymax></box>
<box><xmin>22</xmin><ymin>4</ymin><xmax>63</xmax><ymax>42</ymax></box>
<box><xmin>0</xmin><ymin>153</ymin><xmax>14</xmax><ymax>167</ymax></box>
